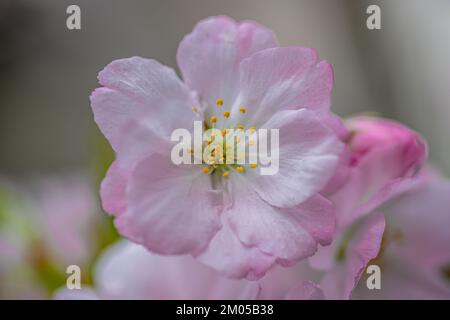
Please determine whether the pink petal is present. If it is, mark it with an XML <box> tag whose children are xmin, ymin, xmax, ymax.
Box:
<box><xmin>320</xmin><ymin>116</ymin><xmax>351</xmax><ymax>196</ymax></box>
<box><xmin>320</xmin><ymin>212</ymin><xmax>385</xmax><ymax>299</ymax></box>
<box><xmin>354</xmin><ymin>176</ymin><xmax>422</xmax><ymax>221</ymax></box>
<box><xmin>258</xmin><ymin>263</ymin><xmax>321</xmax><ymax>299</ymax></box>
<box><xmin>99</xmin><ymin>117</ymin><xmax>178</xmax><ymax>217</ymax></box>
<box><xmin>196</xmin><ymin>219</ymin><xmax>276</xmax><ymax>280</ymax></box>
<box><xmin>236</xmin><ymin>47</ymin><xmax>334</xmax><ymax>127</ymax></box>
<box><xmin>177</xmin><ymin>16</ymin><xmax>278</xmax><ymax>108</ymax></box>
<box><xmin>353</xmin><ymin>257</ymin><xmax>450</xmax><ymax>299</ymax></box>
<box><xmin>116</xmin><ymin>153</ymin><xmax>222</xmax><ymax>255</ymax></box>
<box><xmin>322</xmin><ymin>113</ymin><xmax>351</xmax><ymax>141</ymax></box>
<box><xmin>385</xmin><ymin>176</ymin><xmax>450</xmax><ymax>270</ymax></box>
<box><xmin>308</xmin><ymin>240</ymin><xmax>339</xmax><ymax>271</ymax></box>
<box><xmin>284</xmin><ymin>195</ymin><xmax>336</xmax><ymax>246</ymax></box>
<box><xmin>227</xmin><ymin>174</ymin><xmax>335</xmax><ymax>265</ymax></box>
<box><xmin>115</xmin><ymin>118</ymin><xmax>172</xmax><ymax>169</ymax></box>
<box><xmin>100</xmin><ymin>161</ymin><xmax>129</xmax><ymax>215</ymax></box>
<box><xmin>246</xmin><ymin>109</ymin><xmax>343</xmax><ymax>208</ymax></box>
<box><xmin>91</xmin><ymin>57</ymin><xmax>197</xmax><ymax>150</ymax></box>
<box><xmin>352</xmin><ymin>174</ymin><xmax>450</xmax><ymax>299</ymax></box>
<box><xmin>284</xmin><ymin>281</ymin><xmax>325</xmax><ymax>300</ymax></box>
<box><xmin>347</xmin><ymin>117</ymin><xmax>428</xmax><ymax>173</ymax></box>
<box><xmin>320</xmin><ymin>146</ymin><xmax>352</xmax><ymax>196</ymax></box>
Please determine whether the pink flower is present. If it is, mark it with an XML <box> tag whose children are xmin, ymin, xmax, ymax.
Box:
<box><xmin>352</xmin><ymin>173</ymin><xmax>450</xmax><ymax>299</ymax></box>
<box><xmin>309</xmin><ymin>116</ymin><xmax>427</xmax><ymax>299</ymax></box>
<box><xmin>91</xmin><ymin>16</ymin><xmax>344</xmax><ymax>279</ymax></box>
<box><xmin>54</xmin><ymin>240</ymin><xmax>260</xmax><ymax>300</ymax></box>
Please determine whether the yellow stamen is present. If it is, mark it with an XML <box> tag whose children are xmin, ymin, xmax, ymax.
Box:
<box><xmin>250</xmin><ymin>164</ymin><xmax>257</xmax><ymax>169</ymax></box>
<box><xmin>202</xmin><ymin>167</ymin><xmax>210</xmax><ymax>174</ymax></box>
<box><xmin>236</xmin><ymin>166</ymin><xmax>245</xmax><ymax>172</ymax></box>
<box><xmin>210</xmin><ymin>116</ymin><xmax>217</xmax><ymax>124</ymax></box>
<box><xmin>236</xmin><ymin>124</ymin><xmax>244</xmax><ymax>130</ymax></box>
<box><xmin>222</xmin><ymin>171</ymin><xmax>230</xmax><ymax>177</ymax></box>
<box><xmin>192</xmin><ymin>106</ymin><xmax>198</xmax><ymax>113</ymax></box>
<box><xmin>248</xmin><ymin>126</ymin><xmax>256</xmax><ymax>133</ymax></box>
<box><xmin>223</xmin><ymin>111</ymin><xmax>230</xmax><ymax>118</ymax></box>
<box><xmin>216</xmin><ymin>98</ymin><xmax>224</xmax><ymax>106</ymax></box>
<box><xmin>239</xmin><ymin>107</ymin><xmax>246</xmax><ymax>114</ymax></box>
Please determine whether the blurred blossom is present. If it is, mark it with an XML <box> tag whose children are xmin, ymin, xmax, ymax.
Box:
<box><xmin>30</xmin><ymin>175</ymin><xmax>99</xmax><ymax>267</ymax></box>
<box><xmin>309</xmin><ymin>116</ymin><xmax>427</xmax><ymax>299</ymax></box>
<box><xmin>0</xmin><ymin>174</ymin><xmax>106</xmax><ymax>298</ymax></box>
<box><xmin>0</xmin><ymin>182</ymin><xmax>46</xmax><ymax>298</ymax></box>
<box><xmin>255</xmin><ymin>118</ymin><xmax>445</xmax><ymax>301</ymax></box>
<box><xmin>353</xmin><ymin>172</ymin><xmax>450</xmax><ymax>299</ymax></box>
<box><xmin>330</xmin><ymin>116</ymin><xmax>427</xmax><ymax>228</ymax></box>
<box><xmin>257</xmin><ymin>261</ymin><xmax>324</xmax><ymax>300</ymax></box>
<box><xmin>310</xmin><ymin>212</ymin><xmax>386</xmax><ymax>299</ymax></box>
<box><xmin>54</xmin><ymin>240</ymin><xmax>260</xmax><ymax>300</ymax></box>
<box><xmin>55</xmin><ymin>240</ymin><xmax>329</xmax><ymax>300</ymax></box>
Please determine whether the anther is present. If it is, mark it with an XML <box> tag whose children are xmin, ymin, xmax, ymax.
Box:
<box><xmin>216</xmin><ymin>98</ymin><xmax>224</xmax><ymax>106</ymax></box>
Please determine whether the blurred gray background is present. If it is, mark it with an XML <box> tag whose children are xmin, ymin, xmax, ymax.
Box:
<box><xmin>1</xmin><ymin>0</ymin><xmax>449</xmax><ymax>178</ymax></box>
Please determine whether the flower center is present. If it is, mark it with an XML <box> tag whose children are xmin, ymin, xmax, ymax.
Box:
<box><xmin>193</xmin><ymin>98</ymin><xmax>258</xmax><ymax>178</ymax></box>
